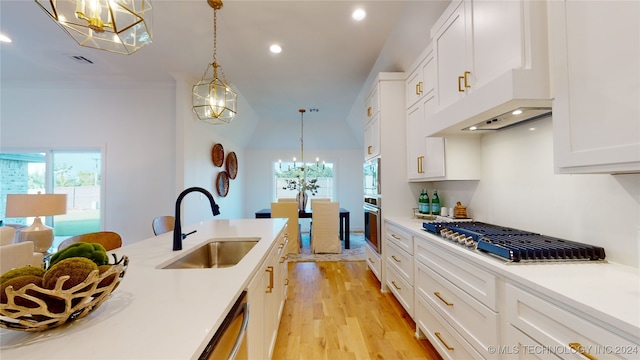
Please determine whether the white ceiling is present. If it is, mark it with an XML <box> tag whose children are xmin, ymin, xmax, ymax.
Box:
<box><xmin>0</xmin><ymin>0</ymin><xmax>449</xmax><ymax>124</ymax></box>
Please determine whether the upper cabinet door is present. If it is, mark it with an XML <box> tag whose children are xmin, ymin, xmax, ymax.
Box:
<box><xmin>550</xmin><ymin>0</ymin><xmax>640</xmax><ymax>173</ymax></box>
<box><xmin>433</xmin><ymin>0</ymin><xmax>472</xmax><ymax>112</ymax></box>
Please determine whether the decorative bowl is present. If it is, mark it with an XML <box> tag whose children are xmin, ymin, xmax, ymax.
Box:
<box><xmin>0</xmin><ymin>255</ymin><xmax>128</xmax><ymax>332</ymax></box>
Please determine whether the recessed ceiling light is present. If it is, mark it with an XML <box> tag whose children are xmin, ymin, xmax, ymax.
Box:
<box><xmin>352</xmin><ymin>8</ymin><xmax>366</xmax><ymax>21</ymax></box>
<box><xmin>269</xmin><ymin>44</ymin><xmax>282</xmax><ymax>54</ymax></box>
<box><xmin>0</xmin><ymin>33</ymin><xmax>12</xmax><ymax>43</ymax></box>
<box><xmin>512</xmin><ymin>109</ymin><xmax>523</xmax><ymax>115</ymax></box>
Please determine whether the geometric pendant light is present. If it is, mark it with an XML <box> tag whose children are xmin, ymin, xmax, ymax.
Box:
<box><xmin>34</xmin><ymin>0</ymin><xmax>153</xmax><ymax>55</ymax></box>
<box><xmin>192</xmin><ymin>0</ymin><xmax>237</xmax><ymax>125</ymax></box>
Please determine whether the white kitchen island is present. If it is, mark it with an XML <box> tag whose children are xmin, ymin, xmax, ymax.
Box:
<box><xmin>0</xmin><ymin>218</ymin><xmax>287</xmax><ymax>359</ymax></box>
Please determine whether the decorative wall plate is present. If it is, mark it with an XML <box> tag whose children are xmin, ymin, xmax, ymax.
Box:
<box><xmin>211</xmin><ymin>143</ymin><xmax>224</xmax><ymax>167</ymax></box>
<box><xmin>226</xmin><ymin>152</ymin><xmax>238</xmax><ymax>179</ymax></box>
<box><xmin>216</xmin><ymin>171</ymin><xmax>230</xmax><ymax>197</ymax></box>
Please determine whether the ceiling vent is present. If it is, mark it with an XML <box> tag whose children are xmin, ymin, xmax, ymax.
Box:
<box><xmin>69</xmin><ymin>55</ymin><xmax>94</xmax><ymax>64</ymax></box>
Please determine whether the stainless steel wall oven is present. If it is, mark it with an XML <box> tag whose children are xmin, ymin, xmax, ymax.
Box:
<box><xmin>364</xmin><ymin>197</ymin><xmax>381</xmax><ymax>254</ymax></box>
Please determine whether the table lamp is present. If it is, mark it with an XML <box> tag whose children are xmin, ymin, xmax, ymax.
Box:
<box><xmin>5</xmin><ymin>193</ymin><xmax>67</xmax><ymax>253</ymax></box>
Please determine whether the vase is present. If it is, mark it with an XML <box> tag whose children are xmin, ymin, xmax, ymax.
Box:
<box><xmin>296</xmin><ymin>190</ymin><xmax>308</xmax><ymax>213</ymax></box>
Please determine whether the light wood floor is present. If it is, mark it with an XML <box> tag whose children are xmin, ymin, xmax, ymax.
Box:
<box><xmin>273</xmin><ymin>261</ymin><xmax>442</xmax><ymax>360</ymax></box>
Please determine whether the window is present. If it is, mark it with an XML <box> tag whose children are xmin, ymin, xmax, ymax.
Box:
<box><xmin>274</xmin><ymin>161</ymin><xmax>335</xmax><ymax>209</ymax></box>
<box><xmin>1</xmin><ymin>151</ymin><xmax>102</xmax><ymax>249</ymax></box>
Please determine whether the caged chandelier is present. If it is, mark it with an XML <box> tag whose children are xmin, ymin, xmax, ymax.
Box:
<box><xmin>192</xmin><ymin>0</ymin><xmax>238</xmax><ymax>125</ymax></box>
<box><xmin>35</xmin><ymin>0</ymin><xmax>153</xmax><ymax>55</ymax></box>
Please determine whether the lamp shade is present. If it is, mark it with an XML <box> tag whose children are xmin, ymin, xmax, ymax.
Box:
<box><xmin>5</xmin><ymin>194</ymin><xmax>67</xmax><ymax>217</ymax></box>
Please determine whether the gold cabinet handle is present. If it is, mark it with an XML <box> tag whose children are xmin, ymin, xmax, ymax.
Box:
<box><xmin>367</xmin><ymin>107</ymin><xmax>372</xmax><ymax>117</ymax></box>
<box><xmin>568</xmin><ymin>343</ymin><xmax>598</xmax><ymax>360</ymax></box>
<box><xmin>367</xmin><ymin>257</ymin><xmax>376</xmax><ymax>263</ymax></box>
<box><xmin>415</xmin><ymin>82</ymin><xmax>421</xmax><ymax>95</ymax></box>
<box><xmin>391</xmin><ymin>234</ymin><xmax>401</xmax><ymax>240</ymax></box>
<box><xmin>391</xmin><ymin>281</ymin><xmax>401</xmax><ymax>290</ymax></box>
<box><xmin>464</xmin><ymin>71</ymin><xmax>471</xmax><ymax>89</ymax></box>
<box><xmin>418</xmin><ymin>156</ymin><xmax>424</xmax><ymax>173</ymax></box>
<box><xmin>265</xmin><ymin>266</ymin><xmax>274</xmax><ymax>293</ymax></box>
<box><xmin>278</xmin><ymin>242</ymin><xmax>285</xmax><ymax>249</ymax></box>
<box><xmin>367</xmin><ymin>145</ymin><xmax>372</xmax><ymax>154</ymax></box>
<box><xmin>434</xmin><ymin>291</ymin><xmax>454</xmax><ymax>306</ymax></box>
<box><xmin>458</xmin><ymin>76</ymin><xmax>464</xmax><ymax>92</ymax></box>
<box><xmin>284</xmin><ymin>278</ymin><xmax>289</xmax><ymax>286</ymax></box>
<box><xmin>391</xmin><ymin>255</ymin><xmax>401</xmax><ymax>263</ymax></box>
<box><xmin>434</xmin><ymin>332</ymin><xmax>454</xmax><ymax>351</ymax></box>
<box><xmin>279</xmin><ymin>256</ymin><xmax>286</xmax><ymax>264</ymax></box>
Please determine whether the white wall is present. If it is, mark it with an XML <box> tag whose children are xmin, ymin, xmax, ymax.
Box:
<box><xmin>411</xmin><ymin>116</ymin><xmax>640</xmax><ymax>268</ymax></box>
<box><xmin>0</xmin><ymin>80</ymin><xmax>177</xmax><ymax>244</ymax></box>
<box><xmin>1</xmin><ymin>78</ymin><xmax>260</xmax><ymax>245</ymax></box>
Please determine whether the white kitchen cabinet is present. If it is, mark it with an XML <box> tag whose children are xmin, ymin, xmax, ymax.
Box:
<box><xmin>365</xmin><ymin>82</ymin><xmax>379</xmax><ymax>119</ymax></box>
<box><xmin>549</xmin><ymin>0</ymin><xmax>640</xmax><ymax>174</ymax></box>
<box><xmin>407</xmin><ymin>133</ymin><xmax>481</xmax><ymax>181</ymax></box>
<box><xmin>505</xmin><ymin>283</ymin><xmax>639</xmax><ymax>360</ymax></box>
<box><xmin>406</xmin><ymin>44</ymin><xmax>436</xmax><ymax>110</ymax></box>
<box><xmin>364</xmin><ymin>112</ymin><xmax>380</xmax><ymax>160</ymax></box>
<box><xmin>414</xmin><ymin>237</ymin><xmax>499</xmax><ymax>359</ymax></box>
<box><xmin>385</xmin><ymin>224</ymin><xmax>414</xmax><ymax>317</ymax></box>
<box><xmin>415</xmin><ymin>292</ymin><xmax>485</xmax><ymax>360</ymax></box>
<box><xmin>365</xmin><ymin>241</ymin><xmax>381</xmax><ymax>282</ymax></box>
<box><xmin>247</xmin><ymin>229</ymin><xmax>288</xmax><ymax>360</ymax></box>
<box><xmin>428</xmin><ymin>0</ymin><xmax>550</xmax><ymax>135</ymax></box>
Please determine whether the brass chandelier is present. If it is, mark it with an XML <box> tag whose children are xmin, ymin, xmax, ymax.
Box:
<box><xmin>35</xmin><ymin>0</ymin><xmax>153</xmax><ymax>55</ymax></box>
<box><xmin>192</xmin><ymin>0</ymin><xmax>237</xmax><ymax>125</ymax></box>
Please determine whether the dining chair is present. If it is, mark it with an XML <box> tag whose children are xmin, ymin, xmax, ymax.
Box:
<box><xmin>0</xmin><ymin>241</ymin><xmax>43</xmax><ymax>273</ymax></box>
<box><xmin>310</xmin><ymin>198</ymin><xmax>330</xmax><ymax>209</ymax></box>
<box><xmin>310</xmin><ymin>201</ymin><xmax>341</xmax><ymax>254</ymax></box>
<box><xmin>271</xmin><ymin>202</ymin><xmax>300</xmax><ymax>254</ymax></box>
<box><xmin>152</xmin><ymin>216</ymin><xmax>175</xmax><ymax>236</ymax></box>
<box><xmin>57</xmin><ymin>231</ymin><xmax>122</xmax><ymax>252</ymax></box>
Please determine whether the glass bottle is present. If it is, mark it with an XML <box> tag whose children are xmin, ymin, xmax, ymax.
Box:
<box><xmin>431</xmin><ymin>190</ymin><xmax>440</xmax><ymax>215</ymax></box>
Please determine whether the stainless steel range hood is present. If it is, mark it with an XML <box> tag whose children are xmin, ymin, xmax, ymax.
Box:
<box><xmin>462</xmin><ymin>107</ymin><xmax>552</xmax><ymax>131</ymax></box>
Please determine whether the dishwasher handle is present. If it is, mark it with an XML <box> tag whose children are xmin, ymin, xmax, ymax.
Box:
<box><xmin>228</xmin><ymin>302</ymin><xmax>249</xmax><ymax>360</ymax></box>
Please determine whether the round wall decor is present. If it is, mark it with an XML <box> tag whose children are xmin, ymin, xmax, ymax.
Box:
<box><xmin>212</xmin><ymin>143</ymin><xmax>224</xmax><ymax>167</ymax></box>
<box><xmin>226</xmin><ymin>152</ymin><xmax>238</xmax><ymax>179</ymax></box>
<box><xmin>216</xmin><ymin>171</ymin><xmax>230</xmax><ymax>197</ymax></box>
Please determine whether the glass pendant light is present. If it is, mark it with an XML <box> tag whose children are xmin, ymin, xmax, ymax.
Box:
<box><xmin>35</xmin><ymin>0</ymin><xmax>153</xmax><ymax>55</ymax></box>
<box><xmin>192</xmin><ymin>0</ymin><xmax>237</xmax><ymax>125</ymax></box>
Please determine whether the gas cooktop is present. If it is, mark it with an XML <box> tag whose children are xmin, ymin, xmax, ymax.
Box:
<box><xmin>423</xmin><ymin>221</ymin><xmax>606</xmax><ymax>263</ymax></box>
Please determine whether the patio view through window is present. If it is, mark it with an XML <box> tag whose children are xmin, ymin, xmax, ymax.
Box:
<box><xmin>274</xmin><ymin>160</ymin><xmax>334</xmax><ymax>210</ymax></box>
<box><xmin>0</xmin><ymin>151</ymin><xmax>102</xmax><ymax>248</ymax></box>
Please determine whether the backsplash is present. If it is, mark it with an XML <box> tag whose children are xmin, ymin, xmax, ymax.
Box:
<box><xmin>412</xmin><ymin>116</ymin><xmax>640</xmax><ymax>268</ymax></box>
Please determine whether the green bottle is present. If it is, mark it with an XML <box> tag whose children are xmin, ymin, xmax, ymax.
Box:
<box><xmin>431</xmin><ymin>190</ymin><xmax>440</xmax><ymax>215</ymax></box>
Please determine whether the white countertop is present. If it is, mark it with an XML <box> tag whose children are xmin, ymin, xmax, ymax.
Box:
<box><xmin>386</xmin><ymin>217</ymin><xmax>640</xmax><ymax>340</ymax></box>
<box><xmin>0</xmin><ymin>218</ymin><xmax>287</xmax><ymax>360</ymax></box>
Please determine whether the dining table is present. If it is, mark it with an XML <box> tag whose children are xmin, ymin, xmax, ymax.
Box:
<box><xmin>254</xmin><ymin>208</ymin><xmax>350</xmax><ymax>249</ymax></box>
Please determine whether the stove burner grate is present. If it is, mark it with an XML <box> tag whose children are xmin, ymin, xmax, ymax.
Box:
<box><xmin>423</xmin><ymin>222</ymin><xmax>606</xmax><ymax>262</ymax></box>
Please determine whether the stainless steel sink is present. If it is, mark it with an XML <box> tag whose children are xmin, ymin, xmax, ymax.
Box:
<box><xmin>160</xmin><ymin>238</ymin><xmax>259</xmax><ymax>269</ymax></box>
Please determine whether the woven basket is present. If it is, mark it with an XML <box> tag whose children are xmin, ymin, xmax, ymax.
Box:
<box><xmin>0</xmin><ymin>256</ymin><xmax>128</xmax><ymax>332</ymax></box>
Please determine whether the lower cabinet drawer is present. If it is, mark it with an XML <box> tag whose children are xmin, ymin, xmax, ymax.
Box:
<box><xmin>504</xmin><ymin>324</ymin><xmax>562</xmax><ymax>360</ymax></box>
<box><xmin>386</xmin><ymin>240</ymin><xmax>413</xmax><ymax>283</ymax></box>
<box><xmin>386</xmin><ymin>265</ymin><xmax>414</xmax><ymax>318</ymax></box>
<box><xmin>365</xmin><ymin>242</ymin><xmax>381</xmax><ymax>281</ymax></box>
<box><xmin>415</xmin><ymin>261</ymin><xmax>499</xmax><ymax>358</ymax></box>
<box><xmin>415</xmin><ymin>237</ymin><xmax>497</xmax><ymax>310</ymax></box>
<box><xmin>415</xmin><ymin>293</ymin><xmax>484</xmax><ymax>360</ymax></box>
<box><xmin>505</xmin><ymin>283</ymin><xmax>640</xmax><ymax>360</ymax></box>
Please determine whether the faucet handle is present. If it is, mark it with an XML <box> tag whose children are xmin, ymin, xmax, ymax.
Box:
<box><xmin>182</xmin><ymin>230</ymin><xmax>197</xmax><ymax>240</ymax></box>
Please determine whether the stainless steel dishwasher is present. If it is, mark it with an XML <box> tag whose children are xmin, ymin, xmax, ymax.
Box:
<box><xmin>199</xmin><ymin>291</ymin><xmax>249</xmax><ymax>360</ymax></box>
